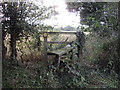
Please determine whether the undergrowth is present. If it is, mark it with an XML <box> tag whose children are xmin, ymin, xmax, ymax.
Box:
<box><xmin>2</xmin><ymin>55</ymin><xmax>118</xmax><ymax>88</ymax></box>
<box><xmin>84</xmin><ymin>33</ymin><xmax>119</xmax><ymax>74</ymax></box>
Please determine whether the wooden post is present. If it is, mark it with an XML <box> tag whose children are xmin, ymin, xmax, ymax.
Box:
<box><xmin>57</xmin><ymin>56</ymin><xmax>61</xmax><ymax>69</ymax></box>
<box><xmin>43</xmin><ymin>33</ymin><xmax>48</xmax><ymax>61</ymax></box>
<box><xmin>76</xmin><ymin>31</ymin><xmax>85</xmax><ymax>59</ymax></box>
<box><xmin>76</xmin><ymin>31</ymin><xmax>81</xmax><ymax>58</ymax></box>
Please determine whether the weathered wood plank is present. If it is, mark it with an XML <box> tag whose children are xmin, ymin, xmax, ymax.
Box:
<box><xmin>47</xmin><ymin>47</ymin><xmax>74</xmax><ymax>56</ymax></box>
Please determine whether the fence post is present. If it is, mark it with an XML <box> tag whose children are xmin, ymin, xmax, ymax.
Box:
<box><xmin>76</xmin><ymin>31</ymin><xmax>85</xmax><ymax>59</ymax></box>
<box><xmin>43</xmin><ymin>32</ymin><xmax>48</xmax><ymax>61</ymax></box>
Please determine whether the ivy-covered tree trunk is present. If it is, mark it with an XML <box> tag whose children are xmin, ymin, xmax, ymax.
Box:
<box><xmin>10</xmin><ymin>30</ymin><xmax>17</xmax><ymax>60</ymax></box>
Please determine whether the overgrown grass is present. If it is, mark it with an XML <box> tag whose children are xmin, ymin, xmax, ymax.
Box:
<box><xmin>84</xmin><ymin>32</ymin><xmax>119</xmax><ymax>74</ymax></box>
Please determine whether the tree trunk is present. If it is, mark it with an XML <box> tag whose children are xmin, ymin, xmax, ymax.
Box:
<box><xmin>37</xmin><ymin>36</ymin><xmax>41</xmax><ymax>51</ymax></box>
<box><xmin>10</xmin><ymin>31</ymin><xmax>17</xmax><ymax>60</ymax></box>
<box><xmin>2</xmin><ymin>28</ymin><xmax>7</xmax><ymax>60</ymax></box>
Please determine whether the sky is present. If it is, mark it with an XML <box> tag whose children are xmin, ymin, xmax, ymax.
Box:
<box><xmin>35</xmin><ymin>0</ymin><xmax>80</xmax><ymax>28</ymax></box>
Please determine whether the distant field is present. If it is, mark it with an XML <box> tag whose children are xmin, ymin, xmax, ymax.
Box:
<box><xmin>48</xmin><ymin>34</ymin><xmax>76</xmax><ymax>42</ymax></box>
<box><xmin>48</xmin><ymin>31</ymin><xmax>91</xmax><ymax>42</ymax></box>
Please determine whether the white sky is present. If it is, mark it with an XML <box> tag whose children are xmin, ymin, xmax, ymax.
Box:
<box><xmin>35</xmin><ymin>0</ymin><xmax>80</xmax><ymax>28</ymax></box>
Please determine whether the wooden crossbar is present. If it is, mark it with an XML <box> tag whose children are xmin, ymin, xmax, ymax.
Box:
<box><xmin>41</xmin><ymin>31</ymin><xmax>77</xmax><ymax>34</ymax></box>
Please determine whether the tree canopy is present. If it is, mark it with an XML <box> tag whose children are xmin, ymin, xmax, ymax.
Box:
<box><xmin>66</xmin><ymin>2</ymin><xmax>119</xmax><ymax>37</ymax></box>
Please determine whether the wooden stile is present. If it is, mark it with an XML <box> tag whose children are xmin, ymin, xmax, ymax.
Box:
<box><xmin>42</xmin><ymin>31</ymin><xmax>80</xmax><ymax>68</ymax></box>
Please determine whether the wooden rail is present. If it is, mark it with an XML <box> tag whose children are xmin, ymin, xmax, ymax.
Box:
<box><xmin>41</xmin><ymin>31</ymin><xmax>77</xmax><ymax>34</ymax></box>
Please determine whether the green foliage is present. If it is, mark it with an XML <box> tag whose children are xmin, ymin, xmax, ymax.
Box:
<box><xmin>66</xmin><ymin>2</ymin><xmax>119</xmax><ymax>37</ymax></box>
<box><xmin>71</xmin><ymin>75</ymin><xmax>88</xmax><ymax>88</ymax></box>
